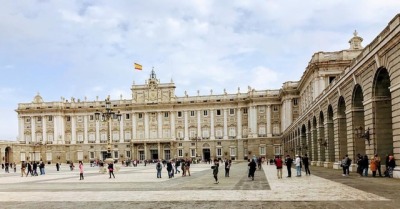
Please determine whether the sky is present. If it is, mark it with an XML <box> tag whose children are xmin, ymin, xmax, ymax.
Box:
<box><xmin>1</xmin><ymin>0</ymin><xmax>399</xmax><ymax>140</ymax></box>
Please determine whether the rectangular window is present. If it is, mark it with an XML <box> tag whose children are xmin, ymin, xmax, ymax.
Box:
<box><xmin>293</xmin><ymin>99</ymin><xmax>298</xmax><ymax>106</ymax></box>
<box><xmin>37</xmin><ymin>117</ymin><xmax>42</xmax><ymax>122</ymax></box>
<box><xmin>203</xmin><ymin>110</ymin><xmax>208</xmax><ymax>116</ymax></box>
<box><xmin>190</xmin><ymin>111</ymin><xmax>195</xmax><ymax>117</ymax></box>
<box><xmin>216</xmin><ymin>109</ymin><xmax>221</xmax><ymax>116</ymax></box>
<box><xmin>164</xmin><ymin>112</ymin><xmax>169</xmax><ymax>118</ymax></box>
<box><xmin>273</xmin><ymin>106</ymin><xmax>278</xmax><ymax>111</ymax></box>
<box><xmin>243</xmin><ymin>108</ymin><xmax>248</xmax><ymax>114</ymax></box>
<box><xmin>90</xmin><ymin>152</ymin><xmax>95</xmax><ymax>159</ymax></box>
<box><xmin>229</xmin><ymin>127</ymin><xmax>236</xmax><ymax>137</ymax></box>
<box><xmin>66</xmin><ymin>116</ymin><xmax>71</xmax><ymax>121</ymax></box>
<box><xmin>178</xmin><ymin>149</ymin><xmax>183</xmax><ymax>157</ymax></box>
<box><xmin>229</xmin><ymin>109</ymin><xmax>235</xmax><ymax>115</ymax></box>
<box><xmin>113</xmin><ymin>151</ymin><xmax>119</xmax><ymax>159</ymax></box>
<box><xmin>191</xmin><ymin>149</ymin><xmax>196</xmax><ymax>157</ymax></box>
<box><xmin>48</xmin><ymin>116</ymin><xmax>53</xmax><ymax>122</ymax></box>
<box><xmin>89</xmin><ymin>115</ymin><xmax>94</xmax><ymax>121</ymax></box>
<box><xmin>230</xmin><ymin>147</ymin><xmax>236</xmax><ymax>156</ymax></box>
<box><xmin>274</xmin><ymin>146</ymin><xmax>281</xmax><ymax>155</ymax></box>
<box><xmin>138</xmin><ymin>113</ymin><xmax>143</xmax><ymax>119</ymax></box>
<box><xmin>217</xmin><ymin>148</ymin><xmax>222</xmax><ymax>156</ymax></box>
<box><xmin>217</xmin><ymin>142</ymin><xmax>222</xmax><ymax>145</ymax></box>
<box><xmin>178</xmin><ymin>143</ymin><xmax>182</xmax><ymax>147</ymax></box>
<box><xmin>260</xmin><ymin>147</ymin><xmax>266</xmax><ymax>155</ymax></box>
<box><xmin>126</xmin><ymin>151</ymin><xmax>131</xmax><ymax>158</ymax></box>
<box><xmin>125</xmin><ymin>114</ymin><xmax>130</xmax><ymax>120</ymax></box>
<box><xmin>177</xmin><ymin>111</ymin><xmax>182</xmax><ymax>118</ymax></box>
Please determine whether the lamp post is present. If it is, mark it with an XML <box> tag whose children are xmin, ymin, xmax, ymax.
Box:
<box><xmin>94</xmin><ymin>96</ymin><xmax>122</xmax><ymax>164</ymax></box>
<box><xmin>191</xmin><ymin>134</ymin><xmax>201</xmax><ymax>162</ymax></box>
<box><xmin>354</xmin><ymin>126</ymin><xmax>371</xmax><ymax>146</ymax></box>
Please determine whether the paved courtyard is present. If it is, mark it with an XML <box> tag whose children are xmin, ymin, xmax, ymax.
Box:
<box><xmin>0</xmin><ymin>162</ymin><xmax>399</xmax><ymax>208</ymax></box>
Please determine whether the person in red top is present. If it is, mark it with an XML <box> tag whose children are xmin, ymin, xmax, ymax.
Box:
<box><xmin>274</xmin><ymin>155</ymin><xmax>283</xmax><ymax>179</ymax></box>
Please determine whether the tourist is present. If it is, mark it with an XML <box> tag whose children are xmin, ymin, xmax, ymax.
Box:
<box><xmin>26</xmin><ymin>162</ymin><xmax>33</xmax><ymax>177</ymax></box>
<box><xmin>181</xmin><ymin>159</ymin><xmax>186</xmax><ymax>176</ymax></box>
<box><xmin>285</xmin><ymin>155</ymin><xmax>293</xmax><ymax>178</ymax></box>
<box><xmin>5</xmin><ymin>162</ymin><xmax>9</xmax><ymax>173</ymax></box>
<box><xmin>212</xmin><ymin>160</ymin><xmax>219</xmax><ymax>184</ymax></box>
<box><xmin>275</xmin><ymin>155</ymin><xmax>283</xmax><ymax>179</ymax></box>
<box><xmin>295</xmin><ymin>155</ymin><xmax>301</xmax><ymax>177</ymax></box>
<box><xmin>79</xmin><ymin>161</ymin><xmax>84</xmax><ymax>180</ymax></box>
<box><xmin>303</xmin><ymin>154</ymin><xmax>311</xmax><ymax>175</ymax></box>
<box><xmin>40</xmin><ymin>161</ymin><xmax>45</xmax><ymax>175</ymax></box>
<box><xmin>166</xmin><ymin>160</ymin><xmax>173</xmax><ymax>178</ymax></box>
<box><xmin>13</xmin><ymin>162</ymin><xmax>16</xmax><ymax>173</ymax></box>
<box><xmin>248</xmin><ymin>159</ymin><xmax>257</xmax><ymax>180</ymax></box>
<box><xmin>370</xmin><ymin>156</ymin><xmax>377</xmax><ymax>177</ymax></box>
<box><xmin>175</xmin><ymin>159</ymin><xmax>180</xmax><ymax>174</ymax></box>
<box><xmin>185</xmin><ymin>159</ymin><xmax>191</xmax><ymax>176</ymax></box>
<box><xmin>387</xmin><ymin>154</ymin><xmax>396</xmax><ymax>178</ymax></box>
<box><xmin>225</xmin><ymin>160</ymin><xmax>231</xmax><ymax>177</ymax></box>
<box><xmin>21</xmin><ymin>161</ymin><xmax>26</xmax><ymax>177</ymax></box>
<box><xmin>362</xmin><ymin>155</ymin><xmax>369</xmax><ymax>176</ymax></box>
<box><xmin>70</xmin><ymin>162</ymin><xmax>74</xmax><ymax>171</ymax></box>
<box><xmin>341</xmin><ymin>154</ymin><xmax>351</xmax><ymax>176</ymax></box>
<box><xmin>56</xmin><ymin>162</ymin><xmax>60</xmax><ymax>171</ymax></box>
<box><xmin>374</xmin><ymin>154</ymin><xmax>382</xmax><ymax>177</ymax></box>
<box><xmin>356</xmin><ymin>154</ymin><xmax>363</xmax><ymax>176</ymax></box>
<box><xmin>33</xmin><ymin>161</ymin><xmax>38</xmax><ymax>176</ymax></box>
<box><xmin>108</xmin><ymin>163</ymin><xmax>115</xmax><ymax>178</ymax></box>
<box><xmin>156</xmin><ymin>161</ymin><xmax>162</xmax><ymax>178</ymax></box>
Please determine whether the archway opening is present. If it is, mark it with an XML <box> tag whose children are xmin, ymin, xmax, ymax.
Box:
<box><xmin>338</xmin><ymin>96</ymin><xmax>348</xmax><ymax>161</ymax></box>
<box><xmin>327</xmin><ymin>105</ymin><xmax>335</xmax><ymax>162</ymax></box>
<box><xmin>352</xmin><ymin>84</ymin><xmax>366</xmax><ymax>160</ymax></box>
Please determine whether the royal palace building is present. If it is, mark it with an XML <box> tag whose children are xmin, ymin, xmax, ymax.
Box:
<box><xmin>1</xmin><ymin>14</ymin><xmax>400</xmax><ymax>177</ymax></box>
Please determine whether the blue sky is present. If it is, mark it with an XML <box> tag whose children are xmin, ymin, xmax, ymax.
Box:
<box><xmin>1</xmin><ymin>0</ymin><xmax>400</xmax><ymax>140</ymax></box>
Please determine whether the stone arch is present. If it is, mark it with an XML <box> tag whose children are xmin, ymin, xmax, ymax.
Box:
<box><xmin>327</xmin><ymin>105</ymin><xmax>335</xmax><ymax>162</ymax></box>
<box><xmin>372</xmin><ymin>67</ymin><xmax>393</xmax><ymax>159</ymax></box>
<box><xmin>312</xmin><ymin>116</ymin><xmax>318</xmax><ymax>161</ymax></box>
<box><xmin>319</xmin><ymin>111</ymin><xmax>326</xmax><ymax>162</ymax></box>
<box><xmin>5</xmin><ymin>147</ymin><xmax>13</xmax><ymax>163</ymax></box>
<box><xmin>352</xmin><ymin>84</ymin><xmax>366</xmax><ymax>160</ymax></box>
<box><xmin>337</xmin><ymin>96</ymin><xmax>348</xmax><ymax>161</ymax></box>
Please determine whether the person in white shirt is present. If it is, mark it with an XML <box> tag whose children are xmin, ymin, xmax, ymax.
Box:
<box><xmin>295</xmin><ymin>155</ymin><xmax>302</xmax><ymax>177</ymax></box>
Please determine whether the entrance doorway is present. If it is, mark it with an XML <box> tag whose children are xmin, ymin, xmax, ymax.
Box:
<box><xmin>150</xmin><ymin>150</ymin><xmax>158</xmax><ymax>160</ymax></box>
<box><xmin>101</xmin><ymin>151</ymin><xmax>108</xmax><ymax>161</ymax></box>
<box><xmin>203</xmin><ymin>149</ymin><xmax>210</xmax><ymax>161</ymax></box>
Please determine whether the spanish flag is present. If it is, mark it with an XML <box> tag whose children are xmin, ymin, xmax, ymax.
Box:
<box><xmin>134</xmin><ymin>63</ymin><xmax>142</xmax><ymax>70</ymax></box>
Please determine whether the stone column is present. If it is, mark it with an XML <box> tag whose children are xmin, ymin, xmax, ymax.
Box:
<box><xmin>42</xmin><ymin>115</ymin><xmax>47</xmax><ymax>143</ymax></box>
<box><xmin>223</xmin><ymin>109</ymin><xmax>228</xmax><ymax>139</ymax></box>
<box><xmin>237</xmin><ymin>108</ymin><xmax>242</xmax><ymax>139</ymax></box>
<box><xmin>71</xmin><ymin>116</ymin><xmax>76</xmax><ymax>144</ymax></box>
<box><xmin>144</xmin><ymin>112</ymin><xmax>149</xmax><ymax>139</ymax></box>
<box><xmin>253</xmin><ymin>106</ymin><xmax>258</xmax><ymax>137</ymax></box>
<box><xmin>95</xmin><ymin>117</ymin><xmax>100</xmax><ymax>144</ymax></box>
<box><xmin>267</xmin><ymin>105</ymin><xmax>272</xmax><ymax>137</ymax></box>
<box><xmin>18</xmin><ymin>116</ymin><xmax>24</xmax><ymax>143</ymax></box>
<box><xmin>132</xmin><ymin>113</ymin><xmax>137</xmax><ymax>140</ymax></box>
<box><xmin>184</xmin><ymin>111</ymin><xmax>189</xmax><ymax>140</ymax></box>
<box><xmin>31</xmin><ymin>116</ymin><xmax>36</xmax><ymax>143</ymax></box>
<box><xmin>210</xmin><ymin>109</ymin><xmax>215</xmax><ymax>140</ymax></box>
<box><xmin>84</xmin><ymin>115</ymin><xmax>88</xmax><ymax>144</ymax></box>
<box><xmin>158</xmin><ymin>112</ymin><xmax>163</xmax><ymax>139</ymax></box>
<box><xmin>197</xmin><ymin>110</ymin><xmax>201</xmax><ymax>137</ymax></box>
<box><xmin>119</xmin><ymin>116</ymin><xmax>124</xmax><ymax>143</ymax></box>
<box><xmin>158</xmin><ymin>142</ymin><xmax>161</xmax><ymax>160</ymax></box>
<box><xmin>144</xmin><ymin>143</ymin><xmax>147</xmax><ymax>160</ymax></box>
<box><xmin>170</xmin><ymin>111</ymin><xmax>176</xmax><ymax>139</ymax></box>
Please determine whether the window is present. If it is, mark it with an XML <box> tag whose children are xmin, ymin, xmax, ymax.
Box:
<box><xmin>25</xmin><ymin>118</ymin><xmax>31</xmax><ymax>123</ymax></box>
<box><xmin>229</xmin><ymin>127</ymin><xmax>236</xmax><ymax>137</ymax></box>
<box><xmin>125</xmin><ymin>131</ymin><xmax>131</xmax><ymax>140</ymax></box>
<box><xmin>203</xmin><ymin>110</ymin><xmax>208</xmax><ymax>116</ymax></box>
<box><xmin>66</xmin><ymin>116</ymin><xmax>71</xmax><ymax>121</ymax></box>
<box><xmin>217</xmin><ymin>148</ymin><xmax>222</xmax><ymax>156</ymax></box>
<box><xmin>329</xmin><ymin>76</ymin><xmax>335</xmax><ymax>84</ymax></box>
<box><xmin>260</xmin><ymin>147</ymin><xmax>266</xmax><ymax>155</ymax></box>
<box><xmin>90</xmin><ymin>152</ymin><xmax>95</xmax><ymax>159</ymax></box>
<box><xmin>178</xmin><ymin>143</ymin><xmax>182</xmax><ymax>146</ymax></box>
<box><xmin>217</xmin><ymin>142</ymin><xmax>222</xmax><ymax>145</ymax></box>
<box><xmin>293</xmin><ymin>99</ymin><xmax>298</xmax><ymax>106</ymax></box>
<box><xmin>190</xmin><ymin>111</ymin><xmax>195</xmax><ymax>117</ymax></box>
<box><xmin>216</xmin><ymin>109</ymin><xmax>221</xmax><ymax>116</ymax></box>
<box><xmin>77</xmin><ymin>116</ymin><xmax>83</xmax><ymax>122</ymax></box>
<box><xmin>126</xmin><ymin>151</ymin><xmax>131</xmax><ymax>158</ymax></box>
<box><xmin>164</xmin><ymin>112</ymin><xmax>169</xmax><ymax>118</ymax></box>
<box><xmin>230</xmin><ymin>147</ymin><xmax>236</xmax><ymax>156</ymax></box>
<box><xmin>37</xmin><ymin>117</ymin><xmax>42</xmax><ymax>122</ymax></box>
<box><xmin>273</xmin><ymin>106</ymin><xmax>278</xmax><ymax>112</ymax></box>
<box><xmin>125</xmin><ymin>114</ymin><xmax>130</xmax><ymax>120</ymax></box>
<box><xmin>191</xmin><ymin>149</ymin><xmax>196</xmax><ymax>157</ymax></box>
<box><xmin>258</xmin><ymin>125</ymin><xmax>266</xmax><ymax>135</ymax></box>
<box><xmin>48</xmin><ymin>116</ymin><xmax>53</xmax><ymax>122</ymax></box>
<box><xmin>229</xmin><ymin>109</ymin><xmax>235</xmax><ymax>115</ymax></box>
<box><xmin>113</xmin><ymin>151</ymin><xmax>119</xmax><ymax>159</ymax></box>
<box><xmin>243</xmin><ymin>108</ymin><xmax>248</xmax><ymax>114</ymax></box>
<box><xmin>216</xmin><ymin>128</ymin><xmax>223</xmax><ymax>138</ymax></box>
<box><xmin>274</xmin><ymin>146</ymin><xmax>281</xmax><ymax>155</ymax></box>
<box><xmin>178</xmin><ymin>149</ymin><xmax>183</xmax><ymax>157</ymax></box>
<box><xmin>178</xmin><ymin>111</ymin><xmax>182</xmax><ymax>118</ymax></box>
<box><xmin>89</xmin><ymin>115</ymin><xmax>94</xmax><ymax>121</ymax></box>
<box><xmin>138</xmin><ymin>113</ymin><xmax>143</xmax><ymax>119</ymax></box>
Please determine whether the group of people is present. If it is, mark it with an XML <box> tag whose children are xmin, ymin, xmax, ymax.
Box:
<box><xmin>2</xmin><ymin>162</ymin><xmax>16</xmax><ymax>173</ymax></box>
<box><xmin>273</xmin><ymin>154</ymin><xmax>311</xmax><ymax>178</ymax></box>
<box><xmin>355</xmin><ymin>153</ymin><xmax>396</xmax><ymax>178</ymax></box>
<box><xmin>20</xmin><ymin>161</ymin><xmax>46</xmax><ymax>177</ymax></box>
<box><xmin>155</xmin><ymin>158</ymin><xmax>194</xmax><ymax>178</ymax></box>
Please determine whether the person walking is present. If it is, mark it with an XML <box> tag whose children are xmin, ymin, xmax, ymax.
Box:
<box><xmin>285</xmin><ymin>155</ymin><xmax>293</xmax><ymax>178</ymax></box>
<box><xmin>225</xmin><ymin>160</ymin><xmax>231</xmax><ymax>177</ymax></box>
<box><xmin>212</xmin><ymin>160</ymin><xmax>219</xmax><ymax>184</ymax></box>
<box><xmin>56</xmin><ymin>162</ymin><xmax>60</xmax><ymax>171</ymax></box>
<box><xmin>248</xmin><ymin>159</ymin><xmax>257</xmax><ymax>180</ymax></box>
<box><xmin>341</xmin><ymin>154</ymin><xmax>351</xmax><ymax>176</ymax></box>
<box><xmin>303</xmin><ymin>154</ymin><xmax>311</xmax><ymax>175</ymax></box>
<box><xmin>166</xmin><ymin>160</ymin><xmax>173</xmax><ymax>178</ymax></box>
<box><xmin>13</xmin><ymin>162</ymin><xmax>16</xmax><ymax>173</ymax></box>
<box><xmin>370</xmin><ymin>156</ymin><xmax>377</xmax><ymax>177</ymax></box>
<box><xmin>21</xmin><ymin>161</ymin><xmax>27</xmax><ymax>177</ymax></box>
<box><xmin>387</xmin><ymin>155</ymin><xmax>396</xmax><ymax>178</ymax></box>
<box><xmin>356</xmin><ymin>154</ymin><xmax>363</xmax><ymax>176</ymax></box>
<box><xmin>374</xmin><ymin>154</ymin><xmax>382</xmax><ymax>177</ymax></box>
<box><xmin>33</xmin><ymin>162</ymin><xmax>38</xmax><ymax>176</ymax></box>
<box><xmin>275</xmin><ymin>155</ymin><xmax>283</xmax><ymax>179</ymax></box>
<box><xmin>295</xmin><ymin>155</ymin><xmax>301</xmax><ymax>177</ymax></box>
<box><xmin>175</xmin><ymin>159</ymin><xmax>181</xmax><ymax>174</ymax></box>
<box><xmin>108</xmin><ymin>163</ymin><xmax>115</xmax><ymax>178</ymax></box>
<box><xmin>40</xmin><ymin>161</ymin><xmax>45</xmax><ymax>175</ymax></box>
<box><xmin>362</xmin><ymin>155</ymin><xmax>369</xmax><ymax>176</ymax></box>
<box><xmin>79</xmin><ymin>161</ymin><xmax>84</xmax><ymax>180</ymax></box>
<box><xmin>185</xmin><ymin>159</ymin><xmax>191</xmax><ymax>176</ymax></box>
<box><xmin>156</xmin><ymin>161</ymin><xmax>162</xmax><ymax>178</ymax></box>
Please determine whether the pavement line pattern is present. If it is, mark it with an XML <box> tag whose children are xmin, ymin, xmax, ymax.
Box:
<box><xmin>0</xmin><ymin>163</ymin><xmax>389</xmax><ymax>202</ymax></box>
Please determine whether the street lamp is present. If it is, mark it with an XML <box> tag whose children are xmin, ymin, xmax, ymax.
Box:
<box><xmin>354</xmin><ymin>126</ymin><xmax>371</xmax><ymax>146</ymax></box>
<box><xmin>191</xmin><ymin>134</ymin><xmax>201</xmax><ymax>162</ymax></box>
<box><xmin>94</xmin><ymin>96</ymin><xmax>122</xmax><ymax>164</ymax></box>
